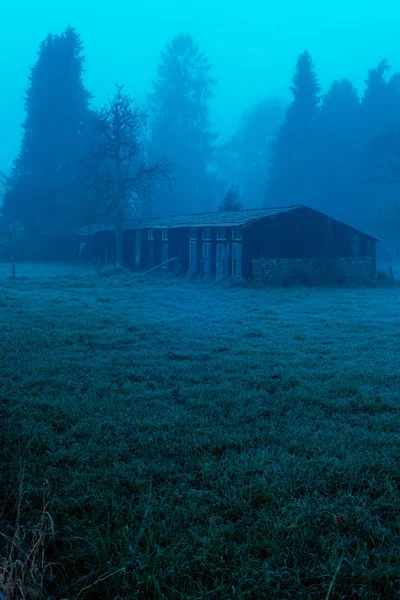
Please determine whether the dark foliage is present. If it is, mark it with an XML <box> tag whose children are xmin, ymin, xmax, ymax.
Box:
<box><xmin>266</xmin><ymin>51</ymin><xmax>320</xmax><ymax>205</ymax></box>
<box><xmin>218</xmin><ymin>186</ymin><xmax>242</xmax><ymax>211</ymax></box>
<box><xmin>3</xmin><ymin>29</ymin><xmax>400</xmax><ymax>250</ymax></box>
<box><xmin>215</xmin><ymin>98</ymin><xmax>284</xmax><ymax>208</ymax></box>
<box><xmin>2</xmin><ymin>27</ymin><xmax>96</xmax><ymax>232</ymax></box>
<box><xmin>311</xmin><ymin>79</ymin><xmax>363</xmax><ymax>221</ymax></box>
<box><xmin>358</xmin><ymin>61</ymin><xmax>400</xmax><ymax>231</ymax></box>
<box><xmin>148</xmin><ymin>34</ymin><xmax>220</xmax><ymax>215</ymax></box>
<box><xmin>263</xmin><ymin>52</ymin><xmax>400</xmax><ymax>235</ymax></box>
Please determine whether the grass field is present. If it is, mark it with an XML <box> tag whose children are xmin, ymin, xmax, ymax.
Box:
<box><xmin>1</xmin><ymin>264</ymin><xmax>400</xmax><ymax>599</ymax></box>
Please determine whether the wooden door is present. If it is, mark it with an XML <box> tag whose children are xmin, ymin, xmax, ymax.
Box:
<box><xmin>232</xmin><ymin>243</ymin><xmax>242</xmax><ymax>276</ymax></box>
<box><xmin>216</xmin><ymin>243</ymin><xmax>227</xmax><ymax>278</ymax></box>
<box><xmin>135</xmin><ymin>231</ymin><xmax>141</xmax><ymax>266</ymax></box>
<box><xmin>162</xmin><ymin>242</ymin><xmax>168</xmax><ymax>269</ymax></box>
<box><xmin>202</xmin><ymin>242</ymin><xmax>211</xmax><ymax>276</ymax></box>
<box><xmin>189</xmin><ymin>240</ymin><xmax>198</xmax><ymax>272</ymax></box>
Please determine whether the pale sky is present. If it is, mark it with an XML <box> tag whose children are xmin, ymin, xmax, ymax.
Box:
<box><xmin>1</xmin><ymin>0</ymin><xmax>400</xmax><ymax>171</ymax></box>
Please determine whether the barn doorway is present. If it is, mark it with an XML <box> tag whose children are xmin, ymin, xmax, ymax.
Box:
<box><xmin>202</xmin><ymin>242</ymin><xmax>211</xmax><ymax>276</ymax></box>
<box><xmin>148</xmin><ymin>244</ymin><xmax>155</xmax><ymax>268</ymax></box>
<box><xmin>216</xmin><ymin>243</ymin><xmax>227</xmax><ymax>278</ymax></box>
<box><xmin>189</xmin><ymin>240</ymin><xmax>198</xmax><ymax>272</ymax></box>
<box><xmin>232</xmin><ymin>243</ymin><xmax>242</xmax><ymax>276</ymax></box>
<box><xmin>135</xmin><ymin>231</ymin><xmax>141</xmax><ymax>265</ymax></box>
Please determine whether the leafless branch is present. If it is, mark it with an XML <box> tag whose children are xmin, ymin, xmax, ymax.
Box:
<box><xmin>81</xmin><ymin>84</ymin><xmax>171</xmax><ymax>261</ymax></box>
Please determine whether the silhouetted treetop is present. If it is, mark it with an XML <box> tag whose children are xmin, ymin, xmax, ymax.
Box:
<box><xmin>219</xmin><ymin>186</ymin><xmax>242</xmax><ymax>212</ymax></box>
<box><xmin>215</xmin><ymin>97</ymin><xmax>284</xmax><ymax>207</ymax></box>
<box><xmin>266</xmin><ymin>51</ymin><xmax>320</xmax><ymax>205</ymax></box>
<box><xmin>148</xmin><ymin>34</ymin><xmax>219</xmax><ymax>215</ymax></box>
<box><xmin>287</xmin><ymin>51</ymin><xmax>320</xmax><ymax>123</ymax></box>
<box><xmin>3</xmin><ymin>27</ymin><xmax>95</xmax><ymax>230</ymax></box>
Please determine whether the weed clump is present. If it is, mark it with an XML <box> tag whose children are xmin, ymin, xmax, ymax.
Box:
<box><xmin>0</xmin><ymin>477</ymin><xmax>56</xmax><ymax>600</ymax></box>
<box><xmin>98</xmin><ymin>265</ymin><xmax>125</xmax><ymax>278</ymax></box>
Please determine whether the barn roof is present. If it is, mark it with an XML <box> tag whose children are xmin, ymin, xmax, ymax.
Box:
<box><xmin>73</xmin><ymin>205</ymin><xmax>379</xmax><ymax>241</ymax></box>
<box><xmin>147</xmin><ymin>205</ymin><xmax>379</xmax><ymax>240</ymax></box>
<box><xmin>74</xmin><ymin>217</ymin><xmax>161</xmax><ymax>237</ymax></box>
<box><xmin>147</xmin><ymin>205</ymin><xmax>302</xmax><ymax>228</ymax></box>
<box><xmin>74</xmin><ymin>206</ymin><xmax>303</xmax><ymax>236</ymax></box>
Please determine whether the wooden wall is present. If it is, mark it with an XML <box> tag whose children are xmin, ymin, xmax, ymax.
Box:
<box><xmin>242</xmin><ymin>208</ymin><xmax>376</xmax><ymax>278</ymax></box>
<box><xmin>89</xmin><ymin>208</ymin><xmax>377</xmax><ymax>279</ymax></box>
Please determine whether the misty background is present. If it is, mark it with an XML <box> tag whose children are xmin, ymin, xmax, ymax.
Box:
<box><xmin>2</xmin><ymin>0</ymin><xmax>400</xmax><ymax>170</ymax></box>
<box><xmin>2</xmin><ymin>0</ymin><xmax>400</xmax><ymax>249</ymax></box>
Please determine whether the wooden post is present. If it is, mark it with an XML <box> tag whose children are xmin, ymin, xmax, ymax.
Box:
<box><xmin>10</xmin><ymin>248</ymin><xmax>15</xmax><ymax>279</ymax></box>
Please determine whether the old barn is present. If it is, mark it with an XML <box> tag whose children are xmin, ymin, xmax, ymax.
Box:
<box><xmin>77</xmin><ymin>205</ymin><xmax>378</xmax><ymax>284</ymax></box>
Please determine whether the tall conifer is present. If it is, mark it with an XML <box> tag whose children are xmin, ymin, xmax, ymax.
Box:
<box><xmin>3</xmin><ymin>27</ymin><xmax>95</xmax><ymax>230</ymax></box>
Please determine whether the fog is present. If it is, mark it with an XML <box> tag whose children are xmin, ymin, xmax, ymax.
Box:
<box><xmin>2</xmin><ymin>0</ymin><xmax>400</xmax><ymax>253</ymax></box>
<box><xmin>1</xmin><ymin>0</ymin><xmax>400</xmax><ymax>171</ymax></box>
<box><xmin>1</xmin><ymin>4</ymin><xmax>400</xmax><ymax>597</ymax></box>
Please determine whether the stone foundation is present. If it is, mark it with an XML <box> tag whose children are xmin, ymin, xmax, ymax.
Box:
<box><xmin>252</xmin><ymin>257</ymin><xmax>375</xmax><ymax>286</ymax></box>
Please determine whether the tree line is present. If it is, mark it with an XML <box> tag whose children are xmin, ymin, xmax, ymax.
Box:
<box><xmin>2</xmin><ymin>27</ymin><xmax>400</xmax><ymax>241</ymax></box>
<box><xmin>267</xmin><ymin>52</ymin><xmax>400</xmax><ymax>234</ymax></box>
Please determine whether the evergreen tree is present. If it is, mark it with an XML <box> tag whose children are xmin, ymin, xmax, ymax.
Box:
<box><xmin>361</xmin><ymin>60</ymin><xmax>398</xmax><ymax>139</ymax></box>
<box><xmin>218</xmin><ymin>186</ymin><xmax>242</xmax><ymax>212</ymax></box>
<box><xmin>215</xmin><ymin>98</ymin><xmax>284</xmax><ymax>207</ymax></box>
<box><xmin>266</xmin><ymin>51</ymin><xmax>320</xmax><ymax>205</ymax></box>
<box><xmin>311</xmin><ymin>79</ymin><xmax>363</xmax><ymax>221</ymax></box>
<box><xmin>3</xmin><ymin>27</ymin><xmax>96</xmax><ymax>231</ymax></box>
<box><xmin>386</xmin><ymin>72</ymin><xmax>400</xmax><ymax>128</ymax></box>
<box><xmin>359</xmin><ymin>61</ymin><xmax>400</xmax><ymax>228</ymax></box>
<box><xmin>148</xmin><ymin>34</ymin><xmax>218</xmax><ymax>215</ymax></box>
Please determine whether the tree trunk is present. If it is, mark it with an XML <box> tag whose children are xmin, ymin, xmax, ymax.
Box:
<box><xmin>115</xmin><ymin>221</ymin><xmax>124</xmax><ymax>266</ymax></box>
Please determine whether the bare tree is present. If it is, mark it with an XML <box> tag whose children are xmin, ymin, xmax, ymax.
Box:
<box><xmin>84</xmin><ymin>85</ymin><xmax>170</xmax><ymax>265</ymax></box>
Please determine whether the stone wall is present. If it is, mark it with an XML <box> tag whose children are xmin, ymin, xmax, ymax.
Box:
<box><xmin>252</xmin><ymin>257</ymin><xmax>375</xmax><ymax>286</ymax></box>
